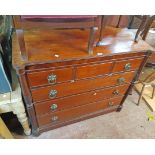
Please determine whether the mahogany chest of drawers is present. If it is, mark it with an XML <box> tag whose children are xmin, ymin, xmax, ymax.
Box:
<box><xmin>12</xmin><ymin>27</ymin><xmax>154</xmax><ymax>135</ymax></box>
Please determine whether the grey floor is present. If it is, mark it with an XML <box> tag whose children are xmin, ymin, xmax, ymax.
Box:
<box><xmin>13</xmin><ymin>29</ymin><xmax>155</xmax><ymax>139</ymax></box>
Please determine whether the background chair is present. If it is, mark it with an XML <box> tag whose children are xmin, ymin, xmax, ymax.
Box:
<box><xmin>139</xmin><ymin>15</ymin><xmax>155</xmax><ymax>41</ymax></box>
<box><xmin>127</xmin><ymin>15</ymin><xmax>155</xmax><ymax>42</ymax></box>
<box><xmin>128</xmin><ymin>15</ymin><xmax>150</xmax><ymax>42</ymax></box>
<box><xmin>128</xmin><ymin>15</ymin><xmax>155</xmax><ymax>66</ymax></box>
<box><xmin>136</xmin><ymin>70</ymin><xmax>155</xmax><ymax>105</ymax></box>
<box><xmin>97</xmin><ymin>15</ymin><xmax>130</xmax><ymax>45</ymax></box>
<box><xmin>13</xmin><ymin>15</ymin><xmax>101</xmax><ymax>60</ymax></box>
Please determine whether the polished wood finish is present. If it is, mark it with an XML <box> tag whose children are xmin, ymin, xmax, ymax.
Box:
<box><xmin>34</xmin><ymin>84</ymin><xmax>129</xmax><ymax>115</ymax></box>
<box><xmin>13</xmin><ymin>15</ymin><xmax>101</xmax><ymax>58</ymax></box>
<box><xmin>27</xmin><ymin>67</ymin><xmax>73</xmax><ymax>87</ymax></box>
<box><xmin>109</xmin><ymin>16</ymin><xmax>129</xmax><ymax>28</ymax></box>
<box><xmin>31</xmin><ymin>71</ymin><xmax>135</xmax><ymax>102</ymax></box>
<box><xmin>12</xmin><ymin>27</ymin><xmax>154</xmax><ymax>136</ymax></box>
<box><xmin>37</xmin><ymin>96</ymin><xmax>123</xmax><ymax>126</ymax></box>
<box><xmin>12</xmin><ymin>27</ymin><xmax>154</xmax><ymax>66</ymax></box>
<box><xmin>76</xmin><ymin>59</ymin><xmax>112</xmax><ymax>79</ymax></box>
<box><xmin>97</xmin><ymin>15</ymin><xmax>129</xmax><ymax>44</ymax></box>
<box><xmin>112</xmin><ymin>57</ymin><xmax>144</xmax><ymax>73</ymax></box>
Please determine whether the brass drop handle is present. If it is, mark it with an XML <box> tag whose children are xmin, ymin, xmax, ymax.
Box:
<box><xmin>48</xmin><ymin>74</ymin><xmax>57</xmax><ymax>84</ymax></box>
<box><xmin>49</xmin><ymin>90</ymin><xmax>57</xmax><ymax>99</ymax></box>
<box><xmin>50</xmin><ymin>104</ymin><xmax>58</xmax><ymax>111</ymax></box>
<box><xmin>117</xmin><ymin>77</ymin><xmax>125</xmax><ymax>84</ymax></box>
<box><xmin>113</xmin><ymin>90</ymin><xmax>119</xmax><ymax>95</ymax></box>
<box><xmin>124</xmin><ymin>63</ymin><xmax>131</xmax><ymax>71</ymax></box>
<box><xmin>51</xmin><ymin>116</ymin><xmax>58</xmax><ymax>122</ymax></box>
<box><xmin>108</xmin><ymin>102</ymin><xmax>114</xmax><ymax>106</ymax></box>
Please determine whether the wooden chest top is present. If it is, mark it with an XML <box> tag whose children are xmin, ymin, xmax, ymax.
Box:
<box><xmin>12</xmin><ymin>27</ymin><xmax>155</xmax><ymax>70</ymax></box>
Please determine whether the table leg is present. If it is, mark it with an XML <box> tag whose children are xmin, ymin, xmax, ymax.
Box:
<box><xmin>16</xmin><ymin>109</ymin><xmax>31</xmax><ymax>136</ymax></box>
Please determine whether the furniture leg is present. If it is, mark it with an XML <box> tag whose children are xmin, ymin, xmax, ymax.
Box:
<box><xmin>88</xmin><ymin>27</ymin><xmax>98</xmax><ymax>54</ymax></box>
<box><xmin>128</xmin><ymin>88</ymin><xmax>133</xmax><ymax>95</ymax></box>
<box><xmin>97</xmin><ymin>15</ymin><xmax>109</xmax><ymax>45</ymax></box>
<box><xmin>134</xmin><ymin>16</ymin><xmax>147</xmax><ymax>42</ymax></box>
<box><xmin>16</xmin><ymin>110</ymin><xmax>31</xmax><ymax>136</ymax></box>
<box><xmin>0</xmin><ymin>117</ymin><xmax>13</xmax><ymax>139</ymax></box>
<box><xmin>16</xmin><ymin>29</ymin><xmax>28</xmax><ymax>60</ymax></box>
<box><xmin>97</xmin><ymin>16</ymin><xmax>104</xmax><ymax>44</ymax></box>
<box><xmin>137</xmin><ymin>84</ymin><xmax>145</xmax><ymax>105</ymax></box>
<box><xmin>142</xmin><ymin>16</ymin><xmax>155</xmax><ymax>40</ymax></box>
<box><xmin>128</xmin><ymin>15</ymin><xmax>134</xmax><ymax>29</ymax></box>
<box><xmin>116</xmin><ymin>105</ymin><xmax>123</xmax><ymax>112</ymax></box>
<box><xmin>152</xmin><ymin>86</ymin><xmax>155</xmax><ymax>99</ymax></box>
<box><xmin>116</xmin><ymin>15</ymin><xmax>122</xmax><ymax>28</ymax></box>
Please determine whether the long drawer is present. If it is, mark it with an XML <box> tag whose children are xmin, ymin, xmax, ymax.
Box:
<box><xmin>37</xmin><ymin>96</ymin><xmax>123</xmax><ymax>127</ymax></box>
<box><xmin>34</xmin><ymin>84</ymin><xmax>129</xmax><ymax>116</ymax></box>
<box><xmin>27</xmin><ymin>67</ymin><xmax>73</xmax><ymax>87</ymax></box>
<box><xmin>31</xmin><ymin>71</ymin><xmax>135</xmax><ymax>102</ymax></box>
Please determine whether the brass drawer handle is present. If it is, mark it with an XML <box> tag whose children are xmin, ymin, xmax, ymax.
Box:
<box><xmin>124</xmin><ymin>63</ymin><xmax>131</xmax><ymax>71</ymax></box>
<box><xmin>108</xmin><ymin>102</ymin><xmax>114</xmax><ymax>106</ymax></box>
<box><xmin>48</xmin><ymin>74</ymin><xmax>57</xmax><ymax>84</ymax></box>
<box><xmin>113</xmin><ymin>90</ymin><xmax>119</xmax><ymax>95</ymax></box>
<box><xmin>49</xmin><ymin>90</ymin><xmax>57</xmax><ymax>99</ymax></box>
<box><xmin>117</xmin><ymin>77</ymin><xmax>125</xmax><ymax>84</ymax></box>
<box><xmin>51</xmin><ymin>116</ymin><xmax>58</xmax><ymax>122</ymax></box>
<box><xmin>50</xmin><ymin>104</ymin><xmax>58</xmax><ymax>111</ymax></box>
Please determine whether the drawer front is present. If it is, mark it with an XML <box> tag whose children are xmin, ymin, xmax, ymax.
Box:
<box><xmin>76</xmin><ymin>62</ymin><xmax>112</xmax><ymax>79</ymax></box>
<box><xmin>34</xmin><ymin>84</ymin><xmax>129</xmax><ymax>116</ymax></box>
<box><xmin>27</xmin><ymin>67</ymin><xmax>73</xmax><ymax>87</ymax></box>
<box><xmin>37</xmin><ymin>96</ymin><xmax>123</xmax><ymax>126</ymax></box>
<box><xmin>31</xmin><ymin>71</ymin><xmax>135</xmax><ymax>102</ymax></box>
<box><xmin>112</xmin><ymin>57</ymin><xmax>144</xmax><ymax>72</ymax></box>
